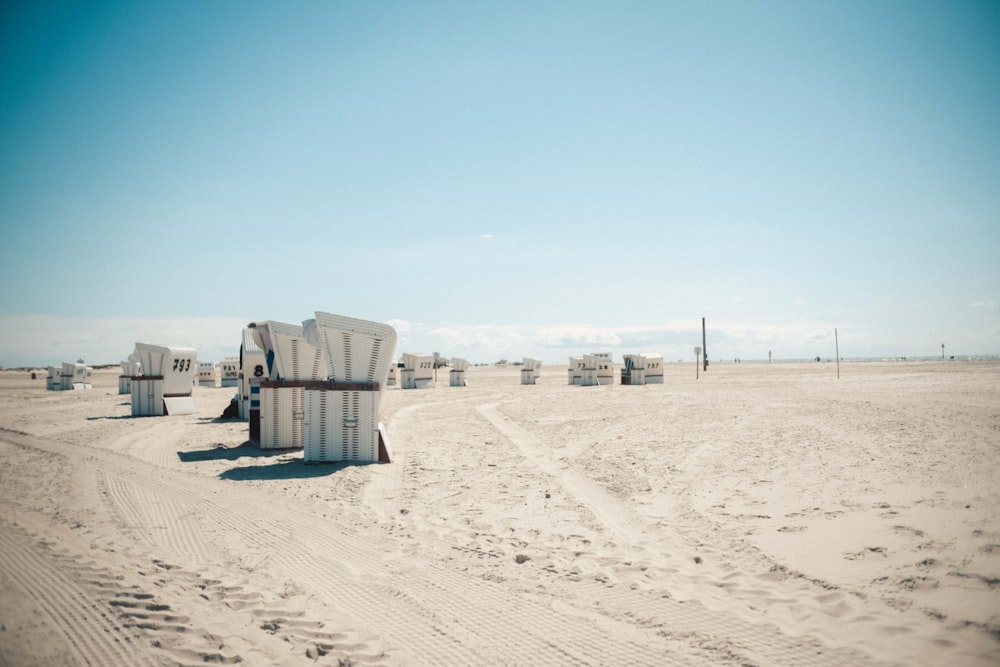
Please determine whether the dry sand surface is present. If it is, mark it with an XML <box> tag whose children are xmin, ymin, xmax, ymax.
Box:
<box><xmin>0</xmin><ymin>360</ymin><xmax>998</xmax><ymax>666</ymax></box>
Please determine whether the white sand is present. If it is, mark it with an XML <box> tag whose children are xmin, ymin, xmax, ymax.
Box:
<box><xmin>0</xmin><ymin>360</ymin><xmax>997</xmax><ymax>666</ymax></box>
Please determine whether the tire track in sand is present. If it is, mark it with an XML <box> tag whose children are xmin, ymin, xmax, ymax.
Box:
<box><xmin>100</xmin><ymin>471</ymin><xmax>221</xmax><ymax>564</ymax></box>
<box><xmin>0</xmin><ymin>519</ymin><xmax>154</xmax><ymax>667</ymax></box>
<box><xmin>477</xmin><ymin>401</ymin><xmax>649</xmax><ymax>545</ymax></box>
<box><xmin>363</xmin><ymin>402</ymin><xmax>427</xmax><ymax>516</ymax></box>
<box><xmin>190</xmin><ymin>401</ymin><xmax>877</xmax><ymax>667</ymax></box>
<box><xmin>474</xmin><ymin>401</ymin><xmax>881</xmax><ymax>667</ymax></box>
<box><xmin>0</xmin><ymin>420</ymin><xmax>883</xmax><ymax>666</ymax></box>
<box><xmin>3</xmin><ymin>426</ymin><xmax>688</xmax><ymax>666</ymax></box>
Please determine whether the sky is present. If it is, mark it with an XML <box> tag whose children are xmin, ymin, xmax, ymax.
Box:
<box><xmin>1</xmin><ymin>0</ymin><xmax>998</xmax><ymax>367</ymax></box>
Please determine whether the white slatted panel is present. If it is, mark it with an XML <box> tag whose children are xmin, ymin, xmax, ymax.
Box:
<box><xmin>131</xmin><ymin>377</ymin><xmax>164</xmax><ymax>416</ymax></box>
<box><xmin>310</xmin><ymin>312</ymin><xmax>397</xmax><ymax>385</ymax></box>
<box><xmin>260</xmin><ymin>386</ymin><xmax>305</xmax><ymax>449</ymax></box>
<box><xmin>304</xmin><ymin>390</ymin><xmax>379</xmax><ymax>462</ymax></box>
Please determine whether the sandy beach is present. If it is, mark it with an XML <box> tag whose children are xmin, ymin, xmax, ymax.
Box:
<box><xmin>0</xmin><ymin>360</ymin><xmax>997</xmax><ymax>666</ymax></box>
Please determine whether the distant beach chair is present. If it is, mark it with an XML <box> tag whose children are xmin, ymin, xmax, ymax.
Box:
<box><xmin>131</xmin><ymin>343</ymin><xmax>198</xmax><ymax>416</ymax></box>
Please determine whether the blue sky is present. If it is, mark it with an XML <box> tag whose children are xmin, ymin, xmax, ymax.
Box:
<box><xmin>1</xmin><ymin>1</ymin><xmax>998</xmax><ymax>366</ymax></box>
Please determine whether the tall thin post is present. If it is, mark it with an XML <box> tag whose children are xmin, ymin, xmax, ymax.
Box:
<box><xmin>702</xmin><ymin>317</ymin><xmax>707</xmax><ymax>372</ymax></box>
<box><xmin>835</xmin><ymin>328</ymin><xmax>840</xmax><ymax>379</ymax></box>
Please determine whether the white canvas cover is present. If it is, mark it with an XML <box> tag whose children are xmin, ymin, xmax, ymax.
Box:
<box><xmin>163</xmin><ymin>396</ymin><xmax>197</xmax><ymax>415</ymax></box>
<box><xmin>304</xmin><ymin>312</ymin><xmax>397</xmax><ymax>386</ymax></box>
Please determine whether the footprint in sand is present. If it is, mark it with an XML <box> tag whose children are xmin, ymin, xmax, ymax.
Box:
<box><xmin>844</xmin><ymin>546</ymin><xmax>887</xmax><ymax>560</ymax></box>
<box><xmin>777</xmin><ymin>525</ymin><xmax>807</xmax><ymax>533</ymax></box>
<box><xmin>897</xmin><ymin>575</ymin><xmax>939</xmax><ymax>591</ymax></box>
<box><xmin>947</xmin><ymin>571</ymin><xmax>1000</xmax><ymax>590</ymax></box>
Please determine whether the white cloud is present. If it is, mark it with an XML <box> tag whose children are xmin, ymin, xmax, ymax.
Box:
<box><xmin>387</xmin><ymin>318</ymin><xmax>412</xmax><ymax>333</ymax></box>
<box><xmin>0</xmin><ymin>314</ymin><xmax>249</xmax><ymax>367</ymax></box>
<box><xmin>3</xmin><ymin>312</ymin><xmax>995</xmax><ymax>368</ymax></box>
<box><xmin>536</xmin><ymin>325</ymin><xmax>623</xmax><ymax>348</ymax></box>
<box><xmin>419</xmin><ymin>321</ymin><xmax>708</xmax><ymax>363</ymax></box>
<box><xmin>427</xmin><ymin>325</ymin><xmax>517</xmax><ymax>350</ymax></box>
<box><xmin>480</xmin><ymin>233</ymin><xmax>494</xmax><ymax>241</ymax></box>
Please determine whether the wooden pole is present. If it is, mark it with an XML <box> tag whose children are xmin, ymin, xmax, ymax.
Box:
<box><xmin>702</xmin><ymin>317</ymin><xmax>707</xmax><ymax>372</ymax></box>
<box><xmin>835</xmin><ymin>328</ymin><xmax>840</xmax><ymax>379</ymax></box>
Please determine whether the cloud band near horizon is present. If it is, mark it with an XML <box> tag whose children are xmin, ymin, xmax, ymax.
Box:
<box><xmin>2</xmin><ymin>314</ymin><xmax>993</xmax><ymax>368</ymax></box>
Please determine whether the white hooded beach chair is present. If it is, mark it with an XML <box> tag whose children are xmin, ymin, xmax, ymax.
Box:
<box><xmin>119</xmin><ymin>355</ymin><xmax>140</xmax><ymax>394</ymax></box>
<box><xmin>621</xmin><ymin>354</ymin><xmax>645</xmax><ymax>385</ymax></box>
<box><xmin>521</xmin><ymin>357</ymin><xmax>542</xmax><ymax>385</ymax></box>
<box><xmin>247</xmin><ymin>320</ymin><xmax>328</xmax><ymax>450</ymax></box>
<box><xmin>301</xmin><ymin>311</ymin><xmax>397</xmax><ymax>463</ymax></box>
<box><xmin>642</xmin><ymin>353</ymin><xmax>664</xmax><ymax>383</ymax></box>
<box><xmin>198</xmin><ymin>361</ymin><xmax>218</xmax><ymax>387</ymax></box>
<box><xmin>131</xmin><ymin>343</ymin><xmax>198</xmax><ymax>416</ymax></box>
<box><xmin>450</xmin><ymin>357</ymin><xmax>468</xmax><ymax>387</ymax></box>
<box><xmin>60</xmin><ymin>362</ymin><xmax>92</xmax><ymax>390</ymax></box>
<box><xmin>239</xmin><ymin>327</ymin><xmax>266</xmax><ymax>421</ymax></box>
<box><xmin>46</xmin><ymin>366</ymin><xmax>62</xmax><ymax>391</ymax></box>
<box><xmin>400</xmin><ymin>353</ymin><xmax>435</xmax><ymax>389</ymax></box>
<box><xmin>219</xmin><ymin>357</ymin><xmax>239</xmax><ymax>388</ymax></box>
<box><xmin>580</xmin><ymin>353</ymin><xmax>614</xmax><ymax>386</ymax></box>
